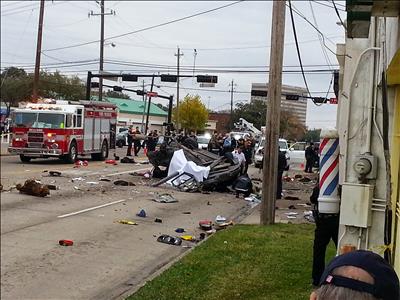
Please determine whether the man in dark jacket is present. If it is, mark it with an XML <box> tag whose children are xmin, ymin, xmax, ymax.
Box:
<box><xmin>305</xmin><ymin>142</ymin><xmax>315</xmax><ymax>173</ymax></box>
<box><xmin>311</xmin><ymin>182</ymin><xmax>340</xmax><ymax>286</ymax></box>
<box><xmin>277</xmin><ymin>149</ymin><xmax>287</xmax><ymax>199</ymax></box>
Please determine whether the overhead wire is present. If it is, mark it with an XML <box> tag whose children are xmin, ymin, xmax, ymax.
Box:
<box><xmin>42</xmin><ymin>1</ymin><xmax>244</xmax><ymax>52</ymax></box>
<box><xmin>332</xmin><ymin>0</ymin><xmax>347</xmax><ymax>30</ymax></box>
<box><xmin>310</xmin><ymin>0</ymin><xmax>346</xmax><ymax>11</ymax></box>
<box><xmin>288</xmin><ymin>0</ymin><xmax>312</xmax><ymax>98</ymax></box>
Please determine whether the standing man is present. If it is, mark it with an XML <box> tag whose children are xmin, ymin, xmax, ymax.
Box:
<box><xmin>232</xmin><ymin>146</ymin><xmax>246</xmax><ymax>174</ymax></box>
<box><xmin>305</xmin><ymin>142</ymin><xmax>315</xmax><ymax>173</ymax></box>
<box><xmin>133</xmin><ymin>126</ymin><xmax>142</xmax><ymax>157</ymax></box>
<box><xmin>310</xmin><ymin>181</ymin><xmax>339</xmax><ymax>287</ymax></box>
<box><xmin>277</xmin><ymin>148</ymin><xmax>287</xmax><ymax>199</ymax></box>
<box><xmin>126</xmin><ymin>126</ymin><xmax>134</xmax><ymax>157</ymax></box>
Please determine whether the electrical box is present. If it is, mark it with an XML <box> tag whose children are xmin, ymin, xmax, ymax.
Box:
<box><xmin>339</xmin><ymin>183</ymin><xmax>374</xmax><ymax>228</ymax></box>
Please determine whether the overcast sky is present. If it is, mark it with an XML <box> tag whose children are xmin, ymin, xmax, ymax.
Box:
<box><xmin>1</xmin><ymin>0</ymin><xmax>347</xmax><ymax>129</ymax></box>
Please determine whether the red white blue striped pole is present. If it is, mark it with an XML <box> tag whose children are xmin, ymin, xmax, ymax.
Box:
<box><xmin>318</xmin><ymin>129</ymin><xmax>340</xmax><ymax>214</ymax></box>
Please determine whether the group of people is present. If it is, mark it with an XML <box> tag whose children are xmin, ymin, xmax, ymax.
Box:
<box><xmin>125</xmin><ymin>126</ymin><xmax>159</xmax><ymax>157</ymax></box>
<box><xmin>305</xmin><ymin>142</ymin><xmax>319</xmax><ymax>173</ymax></box>
<box><xmin>208</xmin><ymin>132</ymin><xmax>256</xmax><ymax>175</ymax></box>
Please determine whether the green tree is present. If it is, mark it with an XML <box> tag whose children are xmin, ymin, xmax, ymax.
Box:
<box><xmin>232</xmin><ymin>99</ymin><xmax>266</xmax><ymax>129</ymax></box>
<box><xmin>0</xmin><ymin>67</ymin><xmax>31</xmax><ymax>115</ymax></box>
<box><xmin>173</xmin><ymin>94</ymin><xmax>208</xmax><ymax>132</ymax></box>
<box><xmin>303</xmin><ymin>129</ymin><xmax>321</xmax><ymax>142</ymax></box>
<box><xmin>105</xmin><ymin>90</ymin><xmax>130</xmax><ymax>99</ymax></box>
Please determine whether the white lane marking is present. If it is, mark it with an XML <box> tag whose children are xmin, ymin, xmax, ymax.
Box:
<box><xmin>104</xmin><ymin>167</ymin><xmax>151</xmax><ymax>177</ymax></box>
<box><xmin>57</xmin><ymin>199</ymin><xmax>127</xmax><ymax>218</ymax></box>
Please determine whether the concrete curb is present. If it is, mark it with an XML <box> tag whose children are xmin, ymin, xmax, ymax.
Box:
<box><xmin>110</xmin><ymin>201</ymin><xmax>258</xmax><ymax>300</ymax></box>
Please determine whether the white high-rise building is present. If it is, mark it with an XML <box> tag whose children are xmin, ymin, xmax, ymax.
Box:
<box><xmin>251</xmin><ymin>83</ymin><xmax>308</xmax><ymax>126</ymax></box>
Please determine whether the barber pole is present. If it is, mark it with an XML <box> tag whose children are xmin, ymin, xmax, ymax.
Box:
<box><xmin>318</xmin><ymin>129</ymin><xmax>340</xmax><ymax>214</ymax></box>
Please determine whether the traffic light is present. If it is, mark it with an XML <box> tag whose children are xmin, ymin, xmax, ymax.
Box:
<box><xmin>91</xmin><ymin>82</ymin><xmax>100</xmax><ymax>88</ymax></box>
<box><xmin>121</xmin><ymin>74</ymin><xmax>138</xmax><ymax>82</ymax></box>
<box><xmin>251</xmin><ymin>90</ymin><xmax>268</xmax><ymax>97</ymax></box>
<box><xmin>136</xmin><ymin>90</ymin><xmax>145</xmax><ymax>96</ymax></box>
<box><xmin>196</xmin><ymin>75</ymin><xmax>218</xmax><ymax>83</ymax></box>
<box><xmin>285</xmin><ymin>94</ymin><xmax>299</xmax><ymax>100</ymax></box>
<box><xmin>313</xmin><ymin>97</ymin><xmax>327</xmax><ymax>104</ymax></box>
<box><xmin>160</xmin><ymin>74</ymin><xmax>178</xmax><ymax>82</ymax></box>
<box><xmin>113</xmin><ymin>86</ymin><xmax>123</xmax><ymax>92</ymax></box>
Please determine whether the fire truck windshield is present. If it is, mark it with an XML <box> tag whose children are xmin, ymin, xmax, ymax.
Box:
<box><xmin>13</xmin><ymin>112</ymin><xmax>65</xmax><ymax>129</ymax></box>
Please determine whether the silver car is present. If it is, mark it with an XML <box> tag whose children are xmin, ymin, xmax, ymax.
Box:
<box><xmin>254</xmin><ymin>138</ymin><xmax>289</xmax><ymax>168</ymax></box>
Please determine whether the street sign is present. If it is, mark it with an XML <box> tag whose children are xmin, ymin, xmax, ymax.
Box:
<box><xmin>147</xmin><ymin>92</ymin><xmax>158</xmax><ymax>98</ymax></box>
<box><xmin>199</xmin><ymin>83</ymin><xmax>215</xmax><ymax>88</ymax></box>
<box><xmin>99</xmin><ymin>71</ymin><xmax>119</xmax><ymax>82</ymax></box>
<box><xmin>197</xmin><ymin>75</ymin><xmax>218</xmax><ymax>83</ymax></box>
<box><xmin>160</xmin><ymin>74</ymin><xmax>178</xmax><ymax>82</ymax></box>
<box><xmin>329</xmin><ymin>97</ymin><xmax>338</xmax><ymax>104</ymax></box>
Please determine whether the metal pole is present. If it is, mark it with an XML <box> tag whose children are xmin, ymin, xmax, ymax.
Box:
<box><xmin>168</xmin><ymin>95</ymin><xmax>173</xmax><ymax>124</ymax></box>
<box><xmin>260</xmin><ymin>0</ymin><xmax>286</xmax><ymax>225</ymax></box>
<box><xmin>86</xmin><ymin>71</ymin><xmax>92</xmax><ymax>100</ymax></box>
<box><xmin>141</xmin><ymin>80</ymin><xmax>146</xmax><ymax>132</ymax></box>
<box><xmin>230</xmin><ymin>79</ymin><xmax>234</xmax><ymax>129</ymax></box>
<box><xmin>145</xmin><ymin>75</ymin><xmax>155</xmax><ymax>135</ymax></box>
<box><xmin>98</xmin><ymin>0</ymin><xmax>105</xmax><ymax>101</ymax></box>
<box><xmin>175</xmin><ymin>47</ymin><xmax>183</xmax><ymax>128</ymax></box>
<box><xmin>32</xmin><ymin>0</ymin><xmax>45</xmax><ymax>102</ymax></box>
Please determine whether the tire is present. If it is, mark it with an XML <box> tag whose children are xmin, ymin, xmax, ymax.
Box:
<box><xmin>63</xmin><ymin>141</ymin><xmax>77</xmax><ymax>163</ymax></box>
<box><xmin>92</xmin><ymin>140</ymin><xmax>108</xmax><ymax>161</ymax></box>
<box><xmin>20</xmin><ymin>154</ymin><xmax>31</xmax><ymax>163</ymax></box>
<box><xmin>116</xmin><ymin>140</ymin><xmax>124</xmax><ymax>148</ymax></box>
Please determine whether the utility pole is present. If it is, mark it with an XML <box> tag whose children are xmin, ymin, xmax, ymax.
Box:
<box><xmin>32</xmin><ymin>0</ymin><xmax>45</xmax><ymax>102</ymax></box>
<box><xmin>89</xmin><ymin>1</ymin><xmax>115</xmax><ymax>102</ymax></box>
<box><xmin>99</xmin><ymin>0</ymin><xmax>105</xmax><ymax>101</ymax></box>
<box><xmin>229</xmin><ymin>80</ymin><xmax>236</xmax><ymax>130</ymax></box>
<box><xmin>260</xmin><ymin>0</ymin><xmax>286</xmax><ymax>225</ymax></box>
<box><xmin>141</xmin><ymin>80</ymin><xmax>146</xmax><ymax>132</ymax></box>
<box><xmin>145</xmin><ymin>75</ymin><xmax>155</xmax><ymax>135</ymax></box>
<box><xmin>175</xmin><ymin>47</ymin><xmax>183</xmax><ymax>128</ymax></box>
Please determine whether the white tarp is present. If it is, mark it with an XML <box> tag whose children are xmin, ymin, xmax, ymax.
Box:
<box><xmin>167</xmin><ymin>149</ymin><xmax>210</xmax><ymax>183</ymax></box>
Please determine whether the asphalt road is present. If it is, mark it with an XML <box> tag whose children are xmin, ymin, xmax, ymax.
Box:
<box><xmin>1</xmin><ymin>149</ymin><xmax>254</xmax><ymax>300</ymax></box>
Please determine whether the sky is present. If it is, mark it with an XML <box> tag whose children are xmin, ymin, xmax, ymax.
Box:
<box><xmin>0</xmin><ymin>0</ymin><xmax>347</xmax><ymax>129</ymax></box>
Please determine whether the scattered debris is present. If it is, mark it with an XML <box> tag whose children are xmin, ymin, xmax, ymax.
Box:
<box><xmin>121</xmin><ymin>157</ymin><xmax>136</xmax><ymax>163</ymax></box>
<box><xmin>136</xmin><ymin>209</ymin><xmax>146</xmax><ymax>218</ymax></box>
<box><xmin>49</xmin><ymin>171</ymin><xmax>62</xmax><ymax>177</ymax></box>
<box><xmin>175</xmin><ymin>228</ymin><xmax>185</xmax><ymax>233</ymax></box>
<box><xmin>46</xmin><ymin>184</ymin><xmax>58</xmax><ymax>190</ymax></box>
<box><xmin>86</xmin><ymin>182</ymin><xmax>99</xmax><ymax>185</ymax></box>
<box><xmin>75</xmin><ymin>160</ymin><xmax>88</xmax><ymax>167</ymax></box>
<box><xmin>287</xmin><ymin>216</ymin><xmax>297</xmax><ymax>219</ymax></box>
<box><xmin>157</xmin><ymin>234</ymin><xmax>182</xmax><ymax>246</ymax></box>
<box><xmin>284</xmin><ymin>196</ymin><xmax>300</xmax><ymax>201</ymax></box>
<box><xmin>16</xmin><ymin>179</ymin><xmax>50</xmax><ymax>197</ymax></box>
<box><xmin>288</xmin><ymin>205</ymin><xmax>297</xmax><ymax>209</ymax></box>
<box><xmin>114</xmin><ymin>180</ymin><xmax>135</xmax><ymax>186</ymax></box>
<box><xmin>99</xmin><ymin>178</ymin><xmax>111</xmax><ymax>182</ymax></box>
<box><xmin>72</xmin><ymin>177</ymin><xmax>85</xmax><ymax>182</ymax></box>
<box><xmin>298</xmin><ymin>177</ymin><xmax>312</xmax><ymax>182</ymax></box>
<box><xmin>199</xmin><ymin>220</ymin><xmax>213</xmax><ymax>231</ymax></box>
<box><xmin>215</xmin><ymin>215</ymin><xmax>227</xmax><ymax>225</ymax></box>
<box><xmin>199</xmin><ymin>233</ymin><xmax>206</xmax><ymax>240</ymax></box>
<box><xmin>207</xmin><ymin>201</ymin><xmax>212</xmax><ymax>205</ymax></box>
<box><xmin>215</xmin><ymin>220</ymin><xmax>234</xmax><ymax>229</ymax></box>
<box><xmin>73</xmin><ymin>186</ymin><xmax>80</xmax><ymax>190</ymax></box>
<box><xmin>298</xmin><ymin>203</ymin><xmax>312</xmax><ymax>208</ymax></box>
<box><xmin>140</xmin><ymin>160</ymin><xmax>150</xmax><ymax>164</ymax></box>
<box><xmin>59</xmin><ymin>240</ymin><xmax>73</xmax><ymax>246</ymax></box>
<box><xmin>232</xmin><ymin>174</ymin><xmax>253</xmax><ymax>198</ymax></box>
<box><xmin>182</xmin><ymin>211</ymin><xmax>191</xmax><ymax>214</ymax></box>
<box><xmin>154</xmin><ymin>218</ymin><xmax>162</xmax><ymax>223</ymax></box>
<box><xmin>284</xmin><ymin>212</ymin><xmax>298</xmax><ymax>216</ymax></box>
<box><xmin>283</xmin><ymin>176</ymin><xmax>294</xmax><ymax>182</ymax></box>
<box><xmin>244</xmin><ymin>194</ymin><xmax>262</xmax><ymax>203</ymax></box>
<box><xmin>116</xmin><ymin>220</ymin><xmax>138</xmax><ymax>225</ymax></box>
<box><xmin>105</xmin><ymin>159</ymin><xmax>117</xmax><ymax>165</ymax></box>
<box><xmin>180</xmin><ymin>235</ymin><xmax>195</xmax><ymax>242</ymax></box>
<box><xmin>152</xmin><ymin>193</ymin><xmax>178</xmax><ymax>203</ymax></box>
<box><xmin>294</xmin><ymin>174</ymin><xmax>303</xmax><ymax>179</ymax></box>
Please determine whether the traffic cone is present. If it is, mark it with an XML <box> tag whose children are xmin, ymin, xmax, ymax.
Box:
<box><xmin>300</xmin><ymin>163</ymin><xmax>305</xmax><ymax>170</ymax></box>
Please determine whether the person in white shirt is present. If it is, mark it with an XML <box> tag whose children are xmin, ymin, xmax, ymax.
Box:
<box><xmin>232</xmin><ymin>147</ymin><xmax>246</xmax><ymax>174</ymax></box>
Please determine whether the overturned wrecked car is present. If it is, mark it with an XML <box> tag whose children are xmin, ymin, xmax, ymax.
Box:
<box><xmin>148</xmin><ymin>136</ymin><xmax>242</xmax><ymax>192</ymax></box>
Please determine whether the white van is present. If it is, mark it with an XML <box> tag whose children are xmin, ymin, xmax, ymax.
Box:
<box><xmin>254</xmin><ymin>138</ymin><xmax>289</xmax><ymax>168</ymax></box>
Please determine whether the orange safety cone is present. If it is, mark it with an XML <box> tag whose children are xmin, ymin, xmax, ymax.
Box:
<box><xmin>300</xmin><ymin>163</ymin><xmax>305</xmax><ymax>170</ymax></box>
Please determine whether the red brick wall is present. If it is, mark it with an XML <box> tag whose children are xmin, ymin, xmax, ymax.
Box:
<box><xmin>209</xmin><ymin>112</ymin><xmax>231</xmax><ymax>134</ymax></box>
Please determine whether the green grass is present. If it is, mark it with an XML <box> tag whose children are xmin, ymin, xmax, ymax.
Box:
<box><xmin>128</xmin><ymin>224</ymin><xmax>336</xmax><ymax>300</ymax></box>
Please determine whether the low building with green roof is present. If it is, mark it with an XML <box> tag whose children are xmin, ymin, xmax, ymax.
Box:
<box><xmin>93</xmin><ymin>96</ymin><xmax>168</xmax><ymax>132</ymax></box>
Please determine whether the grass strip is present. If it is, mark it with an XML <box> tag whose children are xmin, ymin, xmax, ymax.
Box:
<box><xmin>128</xmin><ymin>223</ymin><xmax>335</xmax><ymax>300</ymax></box>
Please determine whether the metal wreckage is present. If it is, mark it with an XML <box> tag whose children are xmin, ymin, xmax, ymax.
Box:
<box><xmin>148</xmin><ymin>136</ymin><xmax>245</xmax><ymax>192</ymax></box>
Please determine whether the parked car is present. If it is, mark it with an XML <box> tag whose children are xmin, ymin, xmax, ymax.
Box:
<box><xmin>254</xmin><ymin>138</ymin><xmax>289</xmax><ymax>168</ymax></box>
<box><xmin>116</xmin><ymin>131</ymin><xmax>129</xmax><ymax>147</ymax></box>
<box><xmin>288</xmin><ymin>142</ymin><xmax>306</xmax><ymax>168</ymax></box>
<box><xmin>197</xmin><ymin>135</ymin><xmax>211</xmax><ymax>150</ymax></box>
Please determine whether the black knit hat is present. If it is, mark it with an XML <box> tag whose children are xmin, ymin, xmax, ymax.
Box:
<box><xmin>319</xmin><ymin>250</ymin><xmax>399</xmax><ymax>300</ymax></box>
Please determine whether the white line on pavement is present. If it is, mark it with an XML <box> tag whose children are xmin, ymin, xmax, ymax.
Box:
<box><xmin>104</xmin><ymin>167</ymin><xmax>151</xmax><ymax>177</ymax></box>
<box><xmin>57</xmin><ymin>199</ymin><xmax>127</xmax><ymax>218</ymax></box>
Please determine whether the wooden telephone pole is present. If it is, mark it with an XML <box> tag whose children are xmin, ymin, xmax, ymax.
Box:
<box><xmin>260</xmin><ymin>1</ymin><xmax>286</xmax><ymax>225</ymax></box>
<box><xmin>32</xmin><ymin>0</ymin><xmax>45</xmax><ymax>102</ymax></box>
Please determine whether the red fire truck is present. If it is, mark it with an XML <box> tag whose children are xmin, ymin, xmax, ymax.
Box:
<box><xmin>8</xmin><ymin>100</ymin><xmax>117</xmax><ymax>163</ymax></box>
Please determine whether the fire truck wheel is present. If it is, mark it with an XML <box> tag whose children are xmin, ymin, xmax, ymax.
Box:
<box><xmin>92</xmin><ymin>140</ymin><xmax>109</xmax><ymax>161</ymax></box>
<box><xmin>64</xmin><ymin>142</ymin><xmax>77</xmax><ymax>163</ymax></box>
<box><xmin>20</xmin><ymin>155</ymin><xmax>32</xmax><ymax>163</ymax></box>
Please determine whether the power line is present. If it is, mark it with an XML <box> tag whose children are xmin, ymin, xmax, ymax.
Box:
<box><xmin>1</xmin><ymin>1</ymin><xmax>67</xmax><ymax>17</ymax></box>
<box><xmin>42</xmin><ymin>1</ymin><xmax>244</xmax><ymax>52</ymax></box>
<box><xmin>288</xmin><ymin>0</ymin><xmax>312</xmax><ymax>98</ymax></box>
<box><xmin>332</xmin><ymin>0</ymin><xmax>347</xmax><ymax>30</ymax></box>
<box><xmin>310</xmin><ymin>0</ymin><xmax>346</xmax><ymax>11</ymax></box>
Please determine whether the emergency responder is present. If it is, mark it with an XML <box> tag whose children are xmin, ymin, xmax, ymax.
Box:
<box><xmin>305</xmin><ymin>142</ymin><xmax>315</xmax><ymax>173</ymax></box>
<box><xmin>310</xmin><ymin>181</ymin><xmax>340</xmax><ymax>286</ymax></box>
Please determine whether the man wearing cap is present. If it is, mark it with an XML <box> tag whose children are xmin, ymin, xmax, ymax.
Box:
<box><xmin>310</xmin><ymin>250</ymin><xmax>399</xmax><ymax>300</ymax></box>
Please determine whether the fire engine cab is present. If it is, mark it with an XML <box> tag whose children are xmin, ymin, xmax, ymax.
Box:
<box><xmin>8</xmin><ymin>100</ymin><xmax>117</xmax><ymax>163</ymax></box>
